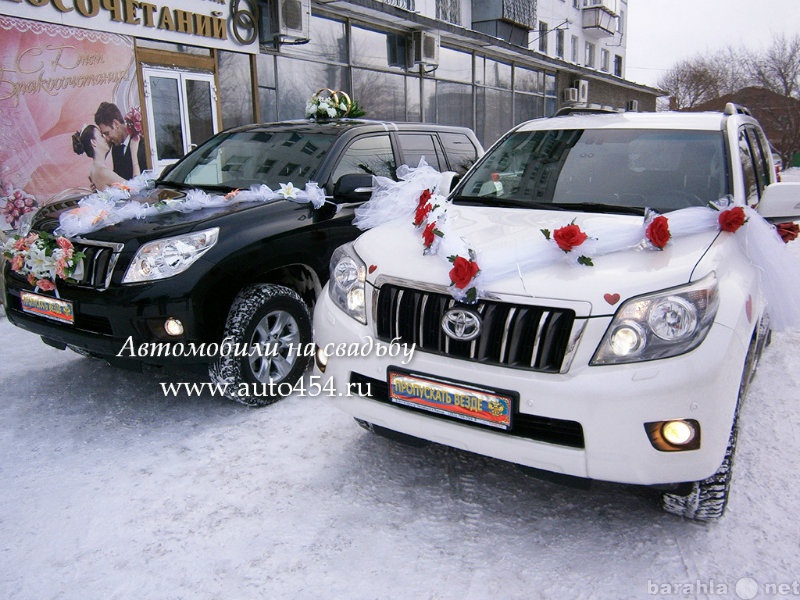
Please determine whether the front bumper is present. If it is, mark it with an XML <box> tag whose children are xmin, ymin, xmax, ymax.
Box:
<box><xmin>3</xmin><ymin>267</ymin><xmax>213</xmax><ymax>365</ymax></box>
<box><xmin>313</xmin><ymin>291</ymin><xmax>749</xmax><ymax>487</ymax></box>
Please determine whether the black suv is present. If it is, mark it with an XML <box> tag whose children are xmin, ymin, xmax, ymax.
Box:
<box><xmin>3</xmin><ymin>120</ymin><xmax>482</xmax><ymax>404</ymax></box>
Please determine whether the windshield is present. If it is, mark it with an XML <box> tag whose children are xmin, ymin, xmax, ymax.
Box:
<box><xmin>160</xmin><ymin>130</ymin><xmax>337</xmax><ymax>190</ymax></box>
<box><xmin>455</xmin><ymin>128</ymin><xmax>730</xmax><ymax>214</ymax></box>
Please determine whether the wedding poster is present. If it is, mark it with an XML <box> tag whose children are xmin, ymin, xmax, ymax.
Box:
<box><xmin>0</xmin><ymin>15</ymin><xmax>139</xmax><ymax>230</ymax></box>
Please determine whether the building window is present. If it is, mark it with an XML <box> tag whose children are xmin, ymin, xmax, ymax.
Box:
<box><xmin>436</xmin><ymin>0</ymin><xmax>461</xmax><ymax>25</ymax></box>
<box><xmin>618</xmin><ymin>9</ymin><xmax>625</xmax><ymax>34</ymax></box>
<box><xmin>381</xmin><ymin>0</ymin><xmax>415</xmax><ymax>9</ymax></box>
<box><xmin>556</xmin><ymin>29</ymin><xmax>565</xmax><ymax>58</ymax></box>
<box><xmin>585</xmin><ymin>42</ymin><xmax>595</xmax><ymax>68</ymax></box>
<box><xmin>600</xmin><ymin>48</ymin><xmax>610</xmax><ymax>72</ymax></box>
<box><xmin>614</xmin><ymin>54</ymin><xmax>623</xmax><ymax>77</ymax></box>
<box><xmin>573</xmin><ymin>0</ymin><xmax>579</xmax><ymax>7</ymax></box>
<box><xmin>571</xmin><ymin>35</ymin><xmax>579</xmax><ymax>62</ymax></box>
<box><xmin>538</xmin><ymin>21</ymin><xmax>548</xmax><ymax>54</ymax></box>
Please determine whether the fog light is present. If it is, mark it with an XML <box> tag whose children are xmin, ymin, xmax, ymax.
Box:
<box><xmin>662</xmin><ymin>420</ymin><xmax>696</xmax><ymax>446</ymax></box>
<box><xmin>645</xmin><ymin>419</ymin><xmax>701</xmax><ymax>452</ymax></box>
<box><xmin>164</xmin><ymin>318</ymin><xmax>184</xmax><ymax>336</ymax></box>
<box><xmin>315</xmin><ymin>344</ymin><xmax>329</xmax><ymax>373</ymax></box>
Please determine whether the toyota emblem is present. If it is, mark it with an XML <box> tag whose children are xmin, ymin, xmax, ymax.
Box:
<box><xmin>441</xmin><ymin>308</ymin><xmax>482</xmax><ymax>341</ymax></box>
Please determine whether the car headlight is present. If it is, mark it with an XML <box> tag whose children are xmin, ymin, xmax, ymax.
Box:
<box><xmin>328</xmin><ymin>243</ymin><xmax>367</xmax><ymax>324</ymax></box>
<box><xmin>122</xmin><ymin>227</ymin><xmax>219</xmax><ymax>283</ymax></box>
<box><xmin>591</xmin><ymin>273</ymin><xmax>719</xmax><ymax>365</ymax></box>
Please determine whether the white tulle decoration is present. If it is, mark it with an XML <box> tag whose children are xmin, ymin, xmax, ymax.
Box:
<box><xmin>740</xmin><ymin>207</ymin><xmax>800</xmax><ymax>331</ymax></box>
<box><xmin>353</xmin><ymin>159</ymin><xmax>450</xmax><ymax>230</ymax></box>
<box><xmin>55</xmin><ymin>174</ymin><xmax>327</xmax><ymax>238</ymax></box>
<box><xmin>354</xmin><ymin>162</ymin><xmax>800</xmax><ymax>328</ymax></box>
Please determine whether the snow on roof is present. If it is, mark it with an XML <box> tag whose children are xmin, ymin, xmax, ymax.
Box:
<box><xmin>519</xmin><ymin>110</ymin><xmax>729</xmax><ymax>132</ymax></box>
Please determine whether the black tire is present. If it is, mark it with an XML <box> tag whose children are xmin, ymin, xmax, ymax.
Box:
<box><xmin>209</xmin><ymin>284</ymin><xmax>312</xmax><ymax>407</ymax></box>
<box><xmin>661</xmin><ymin>423</ymin><xmax>738</xmax><ymax>521</ymax></box>
<box><xmin>660</xmin><ymin>325</ymin><xmax>765</xmax><ymax>521</ymax></box>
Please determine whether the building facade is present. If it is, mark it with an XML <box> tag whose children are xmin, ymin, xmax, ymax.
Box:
<box><xmin>0</xmin><ymin>0</ymin><xmax>659</xmax><ymax>219</ymax></box>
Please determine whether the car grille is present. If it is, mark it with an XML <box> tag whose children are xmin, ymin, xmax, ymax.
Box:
<box><xmin>375</xmin><ymin>284</ymin><xmax>580</xmax><ymax>373</ymax></box>
<box><xmin>70</xmin><ymin>239</ymin><xmax>123</xmax><ymax>290</ymax></box>
<box><xmin>5</xmin><ymin>236</ymin><xmax>122</xmax><ymax>291</ymax></box>
<box><xmin>349</xmin><ymin>372</ymin><xmax>585</xmax><ymax>448</ymax></box>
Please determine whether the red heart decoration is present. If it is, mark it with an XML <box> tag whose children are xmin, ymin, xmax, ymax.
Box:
<box><xmin>604</xmin><ymin>293</ymin><xmax>620</xmax><ymax>305</ymax></box>
<box><xmin>368</xmin><ymin>264</ymin><xmax>377</xmax><ymax>274</ymax></box>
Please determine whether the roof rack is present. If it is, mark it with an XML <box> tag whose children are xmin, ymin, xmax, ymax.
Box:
<box><xmin>554</xmin><ymin>106</ymin><xmax>620</xmax><ymax>117</ymax></box>
<box><xmin>724</xmin><ymin>102</ymin><xmax>752</xmax><ymax>116</ymax></box>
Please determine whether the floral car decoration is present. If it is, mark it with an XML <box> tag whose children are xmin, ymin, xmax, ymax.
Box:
<box><xmin>2</xmin><ymin>231</ymin><xmax>84</xmax><ymax>291</ymax></box>
<box><xmin>48</xmin><ymin>172</ymin><xmax>329</xmax><ymax>239</ymax></box>
<box><xmin>3</xmin><ymin>172</ymin><xmax>331</xmax><ymax>291</ymax></box>
<box><xmin>354</xmin><ymin>161</ymin><xmax>800</xmax><ymax>327</ymax></box>
<box><xmin>305</xmin><ymin>89</ymin><xmax>365</xmax><ymax>121</ymax></box>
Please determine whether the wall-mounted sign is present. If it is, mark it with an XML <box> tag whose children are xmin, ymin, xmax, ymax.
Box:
<box><xmin>0</xmin><ymin>15</ymin><xmax>140</xmax><ymax>220</ymax></box>
<box><xmin>0</xmin><ymin>0</ymin><xmax>259</xmax><ymax>54</ymax></box>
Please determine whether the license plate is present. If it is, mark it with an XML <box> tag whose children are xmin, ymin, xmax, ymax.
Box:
<box><xmin>20</xmin><ymin>291</ymin><xmax>75</xmax><ymax>325</ymax></box>
<box><xmin>388</xmin><ymin>371</ymin><xmax>513</xmax><ymax>430</ymax></box>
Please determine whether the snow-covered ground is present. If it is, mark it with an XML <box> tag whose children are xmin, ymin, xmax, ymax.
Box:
<box><xmin>2</xmin><ymin>172</ymin><xmax>800</xmax><ymax>600</ymax></box>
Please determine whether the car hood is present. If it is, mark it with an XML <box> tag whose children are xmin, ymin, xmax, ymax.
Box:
<box><xmin>355</xmin><ymin>205</ymin><xmax>722</xmax><ymax>317</ymax></box>
<box><xmin>31</xmin><ymin>186</ymin><xmax>309</xmax><ymax>243</ymax></box>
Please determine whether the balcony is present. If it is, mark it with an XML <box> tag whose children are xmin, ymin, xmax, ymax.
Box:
<box><xmin>472</xmin><ymin>0</ymin><xmax>537</xmax><ymax>46</ymax></box>
<box><xmin>581</xmin><ymin>0</ymin><xmax>618</xmax><ymax>37</ymax></box>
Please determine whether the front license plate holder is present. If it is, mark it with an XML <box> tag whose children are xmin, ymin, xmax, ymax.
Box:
<box><xmin>388</xmin><ymin>369</ymin><xmax>514</xmax><ymax>430</ymax></box>
<box><xmin>20</xmin><ymin>291</ymin><xmax>75</xmax><ymax>325</ymax></box>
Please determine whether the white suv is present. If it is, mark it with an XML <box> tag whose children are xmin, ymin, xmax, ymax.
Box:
<box><xmin>313</xmin><ymin>105</ymin><xmax>800</xmax><ymax>520</ymax></box>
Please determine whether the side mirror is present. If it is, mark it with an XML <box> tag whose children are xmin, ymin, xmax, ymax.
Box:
<box><xmin>757</xmin><ymin>182</ymin><xmax>800</xmax><ymax>222</ymax></box>
<box><xmin>438</xmin><ymin>170</ymin><xmax>458</xmax><ymax>196</ymax></box>
<box><xmin>333</xmin><ymin>174</ymin><xmax>374</xmax><ymax>203</ymax></box>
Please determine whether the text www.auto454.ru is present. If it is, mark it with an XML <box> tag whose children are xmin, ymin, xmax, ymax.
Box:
<box><xmin>159</xmin><ymin>376</ymin><xmax>372</xmax><ymax>399</ymax></box>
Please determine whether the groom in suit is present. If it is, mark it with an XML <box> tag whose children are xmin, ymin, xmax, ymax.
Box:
<box><xmin>94</xmin><ymin>102</ymin><xmax>147</xmax><ymax>180</ymax></box>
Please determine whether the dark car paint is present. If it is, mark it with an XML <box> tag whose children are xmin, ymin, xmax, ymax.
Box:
<box><xmin>4</xmin><ymin>120</ymin><xmax>481</xmax><ymax>366</ymax></box>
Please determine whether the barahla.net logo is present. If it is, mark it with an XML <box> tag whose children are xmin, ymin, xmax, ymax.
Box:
<box><xmin>648</xmin><ymin>577</ymin><xmax>800</xmax><ymax>598</ymax></box>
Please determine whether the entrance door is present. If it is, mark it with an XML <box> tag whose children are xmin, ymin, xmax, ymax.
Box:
<box><xmin>142</xmin><ymin>67</ymin><xmax>219</xmax><ymax>174</ymax></box>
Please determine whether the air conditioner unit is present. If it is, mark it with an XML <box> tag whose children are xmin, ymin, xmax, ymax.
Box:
<box><xmin>626</xmin><ymin>99</ymin><xmax>639</xmax><ymax>112</ymax></box>
<box><xmin>563</xmin><ymin>88</ymin><xmax>579</xmax><ymax>103</ymax></box>
<box><xmin>575</xmin><ymin>79</ymin><xmax>589</xmax><ymax>103</ymax></box>
<box><xmin>412</xmin><ymin>30</ymin><xmax>440</xmax><ymax>67</ymax></box>
<box><xmin>264</xmin><ymin>0</ymin><xmax>310</xmax><ymax>44</ymax></box>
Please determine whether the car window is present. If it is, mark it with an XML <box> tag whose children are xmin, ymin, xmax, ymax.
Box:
<box><xmin>438</xmin><ymin>132</ymin><xmax>480</xmax><ymax>175</ymax></box>
<box><xmin>332</xmin><ymin>134</ymin><xmax>396</xmax><ymax>182</ymax></box>
<box><xmin>162</xmin><ymin>130</ymin><xmax>336</xmax><ymax>189</ymax></box>
<box><xmin>744</xmin><ymin>125</ymin><xmax>771</xmax><ymax>199</ymax></box>
<box><xmin>737</xmin><ymin>127</ymin><xmax>758</xmax><ymax>203</ymax></box>
<box><xmin>397</xmin><ymin>133</ymin><xmax>445</xmax><ymax>172</ymax></box>
<box><xmin>456</xmin><ymin>128</ymin><xmax>729</xmax><ymax>213</ymax></box>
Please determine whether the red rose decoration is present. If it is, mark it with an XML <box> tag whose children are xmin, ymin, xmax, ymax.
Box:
<box><xmin>449</xmin><ymin>256</ymin><xmax>479</xmax><ymax>289</ymax></box>
<box><xmin>414</xmin><ymin>202</ymin><xmax>432</xmax><ymax>227</ymax></box>
<box><xmin>422</xmin><ymin>221</ymin><xmax>437</xmax><ymax>248</ymax></box>
<box><xmin>776</xmin><ymin>222</ymin><xmax>799</xmax><ymax>243</ymax></box>
<box><xmin>553</xmin><ymin>224</ymin><xmax>588</xmax><ymax>252</ymax></box>
<box><xmin>417</xmin><ymin>189</ymin><xmax>432</xmax><ymax>208</ymax></box>
<box><xmin>646</xmin><ymin>215</ymin><xmax>671</xmax><ymax>249</ymax></box>
<box><xmin>718</xmin><ymin>206</ymin><xmax>746</xmax><ymax>233</ymax></box>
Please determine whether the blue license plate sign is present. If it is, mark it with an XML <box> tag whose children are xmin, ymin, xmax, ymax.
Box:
<box><xmin>20</xmin><ymin>291</ymin><xmax>74</xmax><ymax>325</ymax></box>
<box><xmin>389</xmin><ymin>371</ymin><xmax>513</xmax><ymax>430</ymax></box>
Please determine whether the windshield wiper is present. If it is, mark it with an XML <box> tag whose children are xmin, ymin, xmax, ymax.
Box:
<box><xmin>453</xmin><ymin>196</ymin><xmax>646</xmax><ymax>216</ymax></box>
<box><xmin>550</xmin><ymin>202</ymin><xmax>646</xmax><ymax>216</ymax></box>
<box><xmin>454</xmin><ymin>195</ymin><xmax>533</xmax><ymax>209</ymax></box>
<box><xmin>156</xmin><ymin>180</ymin><xmax>235</xmax><ymax>194</ymax></box>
